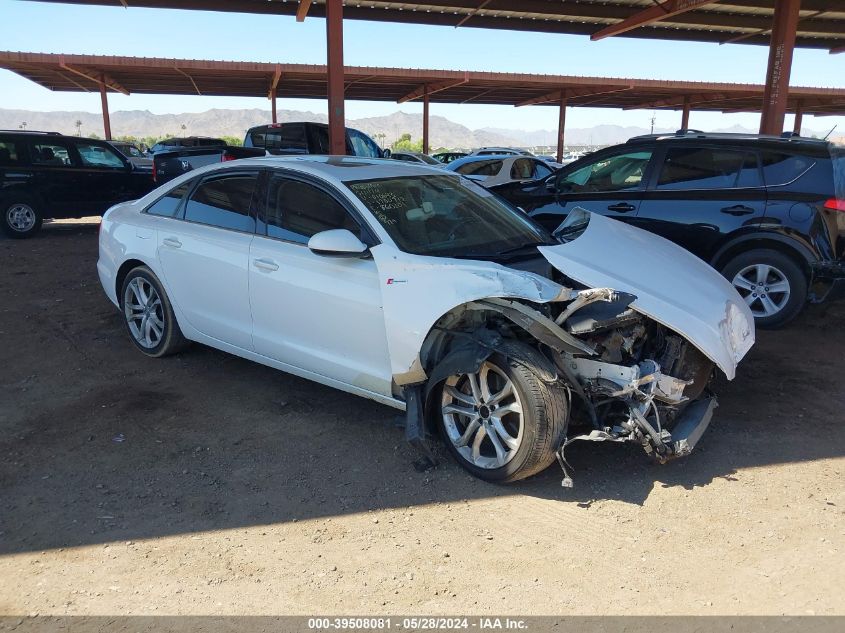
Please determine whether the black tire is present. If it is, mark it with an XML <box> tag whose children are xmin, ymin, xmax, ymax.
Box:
<box><xmin>433</xmin><ymin>342</ymin><xmax>568</xmax><ymax>483</ymax></box>
<box><xmin>1</xmin><ymin>195</ymin><xmax>43</xmax><ymax>239</ymax></box>
<box><xmin>119</xmin><ymin>266</ymin><xmax>189</xmax><ymax>358</ymax></box>
<box><xmin>721</xmin><ymin>248</ymin><xmax>807</xmax><ymax>329</ymax></box>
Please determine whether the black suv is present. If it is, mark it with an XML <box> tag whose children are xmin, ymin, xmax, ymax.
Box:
<box><xmin>0</xmin><ymin>131</ymin><xmax>157</xmax><ymax>238</ymax></box>
<box><xmin>492</xmin><ymin>131</ymin><xmax>845</xmax><ymax>328</ymax></box>
<box><xmin>244</xmin><ymin>122</ymin><xmax>388</xmax><ymax>158</ymax></box>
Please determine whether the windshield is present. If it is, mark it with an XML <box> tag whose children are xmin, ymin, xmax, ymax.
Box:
<box><xmin>346</xmin><ymin>174</ymin><xmax>552</xmax><ymax>257</ymax></box>
<box><xmin>418</xmin><ymin>154</ymin><xmax>442</xmax><ymax>165</ymax></box>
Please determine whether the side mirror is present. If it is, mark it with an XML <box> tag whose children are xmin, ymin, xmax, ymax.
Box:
<box><xmin>308</xmin><ymin>229</ymin><xmax>368</xmax><ymax>257</ymax></box>
<box><xmin>381</xmin><ymin>148</ymin><xmax>391</xmax><ymax>159</ymax></box>
<box><xmin>545</xmin><ymin>176</ymin><xmax>557</xmax><ymax>192</ymax></box>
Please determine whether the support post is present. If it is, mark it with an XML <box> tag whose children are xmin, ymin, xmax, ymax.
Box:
<box><xmin>325</xmin><ymin>0</ymin><xmax>346</xmax><ymax>155</ymax></box>
<box><xmin>793</xmin><ymin>100</ymin><xmax>803</xmax><ymax>135</ymax></box>
<box><xmin>271</xmin><ymin>88</ymin><xmax>277</xmax><ymax>124</ymax></box>
<box><xmin>422</xmin><ymin>85</ymin><xmax>430</xmax><ymax>155</ymax></box>
<box><xmin>556</xmin><ymin>96</ymin><xmax>567</xmax><ymax>164</ymax></box>
<box><xmin>99</xmin><ymin>77</ymin><xmax>112</xmax><ymax>140</ymax></box>
<box><xmin>759</xmin><ymin>0</ymin><xmax>801</xmax><ymax>135</ymax></box>
<box><xmin>681</xmin><ymin>96</ymin><xmax>691</xmax><ymax>130</ymax></box>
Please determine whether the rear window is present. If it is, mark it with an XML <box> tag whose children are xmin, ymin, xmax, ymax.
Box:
<box><xmin>263</xmin><ymin>125</ymin><xmax>307</xmax><ymax>153</ymax></box>
<box><xmin>456</xmin><ymin>159</ymin><xmax>503</xmax><ymax>177</ymax></box>
<box><xmin>760</xmin><ymin>151</ymin><xmax>816</xmax><ymax>186</ymax></box>
<box><xmin>0</xmin><ymin>139</ymin><xmax>21</xmax><ymax>164</ymax></box>
<box><xmin>656</xmin><ymin>147</ymin><xmax>760</xmax><ymax>190</ymax></box>
<box><xmin>146</xmin><ymin>180</ymin><xmax>193</xmax><ymax>217</ymax></box>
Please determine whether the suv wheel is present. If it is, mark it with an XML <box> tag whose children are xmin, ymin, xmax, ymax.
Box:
<box><xmin>722</xmin><ymin>248</ymin><xmax>807</xmax><ymax>329</ymax></box>
<box><xmin>2</xmin><ymin>197</ymin><xmax>43</xmax><ymax>238</ymax></box>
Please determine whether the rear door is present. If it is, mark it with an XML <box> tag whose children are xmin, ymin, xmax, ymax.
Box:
<box><xmin>155</xmin><ymin>170</ymin><xmax>258</xmax><ymax>350</ymax></box>
<box><xmin>248</xmin><ymin>172</ymin><xmax>392</xmax><ymax>395</ymax></box>
<box><xmin>25</xmin><ymin>137</ymin><xmax>85</xmax><ymax>217</ymax></box>
<box><xmin>527</xmin><ymin>147</ymin><xmax>655</xmax><ymax>233</ymax></box>
<box><xmin>635</xmin><ymin>144</ymin><xmax>766</xmax><ymax>260</ymax></box>
<box><xmin>73</xmin><ymin>140</ymin><xmax>135</xmax><ymax>213</ymax></box>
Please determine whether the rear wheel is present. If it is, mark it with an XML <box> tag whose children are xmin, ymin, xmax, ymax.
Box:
<box><xmin>120</xmin><ymin>266</ymin><xmax>188</xmax><ymax>357</ymax></box>
<box><xmin>2</xmin><ymin>197</ymin><xmax>42</xmax><ymax>238</ymax></box>
<box><xmin>434</xmin><ymin>343</ymin><xmax>568</xmax><ymax>483</ymax></box>
<box><xmin>722</xmin><ymin>248</ymin><xmax>807</xmax><ymax>329</ymax></box>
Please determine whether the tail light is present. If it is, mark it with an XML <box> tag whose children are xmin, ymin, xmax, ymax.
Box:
<box><xmin>221</xmin><ymin>152</ymin><xmax>236</xmax><ymax>162</ymax></box>
<box><xmin>824</xmin><ymin>198</ymin><xmax>845</xmax><ymax>212</ymax></box>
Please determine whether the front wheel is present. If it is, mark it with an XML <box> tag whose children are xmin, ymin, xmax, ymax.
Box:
<box><xmin>722</xmin><ymin>248</ymin><xmax>807</xmax><ymax>329</ymax></box>
<box><xmin>434</xmin><ymin>343</ymin><xmax>568</xmax><ymax>483</ymax></box>
<box><xmin>120</xmin><ymin>266</ymin><xmax>188</xmax><ymax>357</ymax></box>
<box><xmin>2</xmin><ymin>197</ymin><xmax>43</xmax><ymax>238</ymax></box>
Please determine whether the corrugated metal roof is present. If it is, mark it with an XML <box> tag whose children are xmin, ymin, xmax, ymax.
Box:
<box><xmin>1</xmin><ymin>51</ymin><xmax>843</xmax><ymax>115</ymax></box>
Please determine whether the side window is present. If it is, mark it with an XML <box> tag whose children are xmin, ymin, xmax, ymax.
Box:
<box><xmin>184</xmin><ymin>173</ymin><xmax>257</xmax><ymax>232</ymax></box>
<box><xmin>510</xmin><ymin>158</ymin><xmax>535</xmax><ymax>180</ymax></box>
<box><xmin>247</xmin><ymin>131</ymin><xmax>265</xmax><ymax>148</ymax></box>
<box><xmin>265</xmin><ymin>125</ymin><xmax>307</xmax><ymax>153</ymax></box>
<box><xmin>265</xmin><ymin>176</ymin><xmax>361</xmax><ymax>245</ymax></box>
<box><xmin>560</xmin><ymin>151</ymin><xmax>652</xmax><ymax>193</ymax></box>
<box><xmin>76</xmin><ymin>142</ymin><xmax>126</xmax><ymax>169</ymax></box>
<box><xmin>348</xmin><ymin>129</ymin><xmax>381</xmax><ymax>158</ymax></box>
<box><xmin>30</xmin><ymin>141</ymin><xmax>74</xmax><ymax>167</ymax></box>
<box><xmin>457</xmin><ymin>160</ymin><xmax>503</xmax><ymax>177</ymax></box>
<box><xmin>533</xmin><ymin>161</ymin><xmax>553</xmax><ymax>180</ymax></box>
<box><xmin>760</xmin><ymin>151</ymin><xmax>815</xmax><ymax>186</ymax></box>
<box><xmin>145</xmin><ymin>180</ymin><xmax>193</xmax><ymax>217</ymax></box>
<box><xmin>0</xmin><ymin>139</ymin><xmax>22</xmax><ymax>164</ymax></box>
<box><xmin>657</xmin><ymin>147</ymin><xmax>760</xmax><ymax>190</ymax></box>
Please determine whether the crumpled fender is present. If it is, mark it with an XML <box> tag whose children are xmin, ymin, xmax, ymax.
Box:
<box><xmin>369</xmin><ymin>244</ymin><xmax>572</xmax><ymax>385</ymax></box>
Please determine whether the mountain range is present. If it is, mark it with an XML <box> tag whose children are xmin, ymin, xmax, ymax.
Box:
<box><xmin>0</xmin><ymin>107</ymin><xmax>833</xmax><ymax>149</ymax></box>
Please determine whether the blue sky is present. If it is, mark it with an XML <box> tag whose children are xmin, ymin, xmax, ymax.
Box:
<box><xmin>2</xmin><ymin>1</ymin><xmax>843</xmax><ymax>134</ymax></box>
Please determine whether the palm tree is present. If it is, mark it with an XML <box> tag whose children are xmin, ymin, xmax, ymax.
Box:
<box><xmin>75</xmin><ymin>120</ymin><xmax>83</xmax><ymax>136</ymax></box>
<box><xmin>19</xmin><ymin>121</ymin><xmax>27</xmax><ymax>130</ymax></box>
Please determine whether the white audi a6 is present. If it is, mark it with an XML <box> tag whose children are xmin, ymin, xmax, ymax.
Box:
<box><xmin>98</xmin><ymin>156</ymin><xmax>755</xmax><ymax>484</ymax></box>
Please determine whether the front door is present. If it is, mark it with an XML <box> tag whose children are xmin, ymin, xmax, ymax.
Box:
<box><xmin>155</xmin><ymin>170</ymin><xmax>258</xmax><ymax>350</ymax></box>
<box><xmin>73</xmin><ymin>140</ymin><xmax>135</xmax><ymax>213</ymax></box>
<box><xmin>527</xmin><ymin>148</ymin><xmax>655</xmax><ymax>233</ymax></box>
<box><xmin>249</xmin><ymin>173</ymin><xmax>392</xmax><ymax>396</ymax></box>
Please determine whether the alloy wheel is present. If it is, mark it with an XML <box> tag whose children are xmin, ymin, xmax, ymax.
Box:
<box><xmin>6</xmin><ymin>204</ymin><xmax>36</xmax><ymax>232</ymax></box>
<box><xmin>731</xmin><ymin>263</ymin><xmax>791</xmax><ymax>318</ymax></box>
<box><xmin>441</xmin><ymin>362</ymin><xmax>524</xmax><ymax>469</ymax></box>
<box><xmin>124</xmin><ymin>277</ymin><xmax>165</xmax><ymax>349</ymax></box>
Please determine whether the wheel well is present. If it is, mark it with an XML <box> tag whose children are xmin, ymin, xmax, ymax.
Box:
<box><xmin>115</xmin><ymin>259</ymin><xmax>147</xmax><ymax>300</ymax></box>
<box><xmin>711</xmin><ymin>238</ymin><xmax>811</xmax><ymax>281</ymax></box>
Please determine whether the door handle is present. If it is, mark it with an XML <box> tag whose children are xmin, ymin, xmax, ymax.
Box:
<box><xmin>253</xmin><ymin>258</ymin><xmax>279</xmax><ymax>272</ymax></box>
<box><xmin>163</xmin><ymin>237</ymin><xmax>182</xmax><ymax>248</ymax></box>
<box><xmin>607</xmin><ymin>202</ymin><xmax>636</xmax><ymax>213</ymax></box>
<box><xmin>720</xmin><ymin>205</ymin><xmax>755</xmax><ymax>216</ymax></box>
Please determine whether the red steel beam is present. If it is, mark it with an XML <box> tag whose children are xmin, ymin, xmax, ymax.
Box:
<box><xmin>325</xmin><ymin>0</ymin><xmax>346</xmax><ymax>155</ymax></box>
<box><xmin>793</xmin><ymin>100</ymin><xmax>803</xmax><ymax>134</ymax></box>
<box><xmin>831</xmin><ymin>45</ymin><xmax>845</xmax><ymax>54</ymax></box>
<box><xmin>556</xmin><ymin>96</ymin><xmax>567</xmax><ymax>164</ymax></box>
<box><xmin>759</xmin><ymin>0</ymin><xmax>801</xmax><ymax>135</ymax></box>
<box><xmin>99</xmin><ymin>77</ymin><xmax>111</xmax><ymax>140</ymax></box>
<box><xmin>681</xmin><ymin>95</ymin><xmax>691</xmax><ymax>129</ymax></box>
<box><xmin>296</xmin><ymin>0</ymin><xmax>312</xmax><ymax>22</ymax></box>
<box><xmin>422</xmin><ymin>85</ymin><xmax>430</xmax><ymax>155</ymax></box>
<box><xmin>591</xmin><ymin>0</ymin><xmax>714</xmax><ymax>41</ymax></box>
<box><xmin>59</xmin><ymin>61</ymin><xmax>129</xmax><ymax>95</ymax></box>
<box><xmin>397</xmin><ymin>76</ymin><xmax>468</xmax><ymax>104</ymax></box>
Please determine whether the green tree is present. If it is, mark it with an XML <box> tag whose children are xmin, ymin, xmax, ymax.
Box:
<box><xmin>391</xmin><ymin>133</ymin><xmax>423</xmax><ymax>152</ymax></box>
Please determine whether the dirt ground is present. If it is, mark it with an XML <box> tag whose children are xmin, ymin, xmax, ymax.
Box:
<box><xmin>1</xmin><ymin>218</ymin><xmax>843</xmax><ymax>617</ymax></box>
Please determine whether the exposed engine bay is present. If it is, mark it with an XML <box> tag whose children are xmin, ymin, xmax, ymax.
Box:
<box><xmin>413</xmin><ymin>282</ymin><xmax>719</xmax><ymax>486</ymax></box>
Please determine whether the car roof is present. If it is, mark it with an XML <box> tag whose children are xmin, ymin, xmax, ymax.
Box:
<box><xmin>201</xmin><ymin>155</ymin><xmax>454</xmax><ymax>185</ymax></box>
<box><xmin>626</xmin><ymin>130</ymin><xmax>832</xmax><ymax>149</ymax></box>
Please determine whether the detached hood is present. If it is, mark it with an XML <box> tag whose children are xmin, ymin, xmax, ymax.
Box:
<box><xmin>538</xmin><ymin>210</ymin><xmax>755</xmax><ymax>380</ymax></box>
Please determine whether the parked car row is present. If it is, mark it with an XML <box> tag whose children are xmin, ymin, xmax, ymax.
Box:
<box><xmin>2</xmin><ymin>126</ymin><xmax>842</xmax><ymax>330</ymax></box>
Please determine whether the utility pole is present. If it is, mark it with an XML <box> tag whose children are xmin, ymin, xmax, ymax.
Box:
<box><xmin>650</xmin><ymin>113</ymin><xmax>656</xmax><ymax>134</ymax></box>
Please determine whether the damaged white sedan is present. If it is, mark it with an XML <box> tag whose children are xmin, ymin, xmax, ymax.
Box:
<box><xmin>98</xmin><ymin>156</ymin><xmax>755</xmax><ymax>485</ymax></box>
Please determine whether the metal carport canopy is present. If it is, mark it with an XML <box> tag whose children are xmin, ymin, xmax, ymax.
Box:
<box><xmin>22</xmin><ymin>0</ymin><xmax>845</xmax><ymax>51</ymax></box>
<box><xmin>2</xmin><ymin>51</ymin><xmax>844</xmax><ymax>115</ymax></box>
